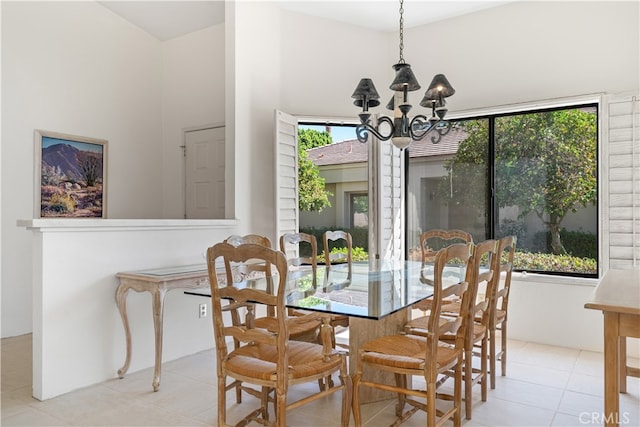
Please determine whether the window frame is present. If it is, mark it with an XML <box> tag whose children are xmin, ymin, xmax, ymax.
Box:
<box><xmin>405</xmin><ymin>96</ymin><xmax>601</xmax><ymax>279</ymax></box>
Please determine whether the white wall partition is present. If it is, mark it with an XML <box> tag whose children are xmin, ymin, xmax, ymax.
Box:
<box><xmin>20</xmin><ymin>219</ymin><xmax>236</xmax><ymax>400</ymax></box>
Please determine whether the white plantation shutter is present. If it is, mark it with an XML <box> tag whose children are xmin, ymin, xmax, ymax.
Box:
<box><xmin>607</xmin><ymin>95</ymin><xmax>640</xmax><ymax>269</ymax></box>
<box><xmin>373</xmin><ymin>132</ymin><xmax>404</xmax><ymax>262</ymax></box>
<box><xmin>275</xmin><ymin>110</ymin><xmax>299</xmax><ymax>242</ymax></box>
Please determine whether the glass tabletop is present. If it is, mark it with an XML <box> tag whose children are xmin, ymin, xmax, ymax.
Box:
<box><xmin>231</xmin><ymin>260</ymin><xmax>464</xmax><ymax>320</ymax></box>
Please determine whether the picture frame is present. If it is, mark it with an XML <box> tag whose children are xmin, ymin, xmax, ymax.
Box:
<box><xmin>35</xmin><ymin>130</ymin><xmax>108</xmax><ymax>218</ymax></box>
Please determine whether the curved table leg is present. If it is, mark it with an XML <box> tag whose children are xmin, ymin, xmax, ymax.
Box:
<box><xmin>151</xmin><ymin>288</ymin><xmax>167</xmax><ymax>392</ymax></box>
<box><xmin>116</xmin><ymin>285</ymin><xmax>132</xmax><ymax>379</ymax></box>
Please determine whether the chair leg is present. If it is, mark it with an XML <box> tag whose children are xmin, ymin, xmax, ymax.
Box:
<box><xmin>489</xmin><ymin>328</ymin><xmax>497</xmax><ymax>389</ymax></box>
<box><xmin>481</xmin><ymin>337</ymin><xmax>488</xmax><ymax>402</ymax></box>
<box><xmin>218</xmin><ymin>376</ymin><xmax>227</xmax><ymax>427</ymax></box>
<box><xmin>464</xmin><ymin>348</ymin><xmax>472</xmax><ymax>420</ymax></box>
<box><xmin>352</xmin><ymin>369</ymin><xmax>362</xmax><ymax>427</ymax></box>
<box><xmin>501</xmin><ymin>322</ymin><xmax>507</xmax><ymax>377</ymax></box>
<box><xmin>340</xmin><ymin>358</ymin><xmax>352</xmax><ymax>427</ymax></box>
<box><xmin>394</xmin><ymin>373</ymin><xmax>407</xmax><ymax>417</ymax></box>
<box><xmin>260</xmin><ymin>386</ymin><xmax>270</xmax><ymax>421</ymax></box>
<box><xmin>276</xmin><ymin>389</ymin><xmax>286</xmax><ymax>427</ymax></box>
<box><xmin>453</xmin><ymin>358</ymin><xmax>462</xmax><ymax>427</ymax></box>
<box><xmin>427</xmin><ymin>379</ymin><xmax>437</xmax><ymax>427</ymax></box>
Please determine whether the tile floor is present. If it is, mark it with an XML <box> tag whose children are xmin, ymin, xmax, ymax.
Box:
<box><xmin>2</xmin><ymin>333</ymin><xmax>639</xmax><ymax>426</ymax></box>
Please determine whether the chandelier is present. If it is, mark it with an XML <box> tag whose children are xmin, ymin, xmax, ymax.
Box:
<box><xmin>351</xmin><ymin>0</ymin><xmax>456</xmax><ymax>149</ymax></box>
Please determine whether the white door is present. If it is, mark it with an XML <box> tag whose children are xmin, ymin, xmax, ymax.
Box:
<box><xmin>185</xmin><ymin>126</ymin><xmax>225</xmax><ymax>219</ymax></box>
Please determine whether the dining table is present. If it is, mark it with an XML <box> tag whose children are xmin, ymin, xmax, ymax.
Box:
<box><xmin>584</xmin><ymin>269</ymin><xmax>640</xmax><ymax>426</ymax></box>
<box><xmin>188</xmin><ymin>259</ymin><xmax>468</xmax><ymax>403</ymax></box>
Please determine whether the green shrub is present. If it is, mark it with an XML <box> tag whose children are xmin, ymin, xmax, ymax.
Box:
<box><xmin>319</xmin><ymin>246</ymin><xmax>369</xmax><ymax>262</ymax></box>
<box><xmin>513</xmin><ymin>251</ymin><xmax>596</xmax><ymax>274</ymax></box>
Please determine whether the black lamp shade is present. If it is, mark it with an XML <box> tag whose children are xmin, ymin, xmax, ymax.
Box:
<box><xmin>390</xmin><ymin>63</ymin><xmax>421</xmax><ymax>92</ymax></box>
<box><xmin>422</xmin><ymin>74</ymin><xmax>455</xmax><ymax>101</ymax></box>
<box><xmin>352</xmin><ymin>78</ymin><xmax>381</xmax><ymax>108</ymax></box>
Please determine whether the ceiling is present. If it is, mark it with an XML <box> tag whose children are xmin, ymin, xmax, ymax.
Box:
<box><xmin>98</xmin><ymin>1</ymin><xmax>513</xmax><ymax>41</ymax></box>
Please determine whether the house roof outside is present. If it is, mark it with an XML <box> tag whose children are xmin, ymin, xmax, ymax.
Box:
<box><xmin>307</xmin><ymin>127</ymin><xmax>468</xmax><ymax>166</ymax></box>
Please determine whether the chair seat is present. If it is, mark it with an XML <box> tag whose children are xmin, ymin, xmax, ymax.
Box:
<box><xmin>361</xmin><ymin>334</ymin><xmax>459</xmax><ymax>371</ymax></box>
<box><xmin>254</xmin><ymin>316</ymin><xmax>320</xmax><ymax>342</ymax></box>
<box><xmin>226</xmin><ymin>341</ymin><xmax>343</xmax><ymax>381</ymax></box>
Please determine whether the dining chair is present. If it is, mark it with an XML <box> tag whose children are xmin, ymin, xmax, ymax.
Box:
<box><xmin>276</xmin><ymin>231</ymin><xmax>322</xmax><ymax>333</ymax></box>
<box><xmin>321</xmin><ymin>230</ymin><xmax>352</xmax><ymax>333</ymax></box>
<box><xmin>413</xmin><ymin>229</ymin><xmax>474</xmax><ymax>316</ymax></box>
<box><xmin>279</xmin><ymin>232</ymin><xmax>319</xmax><ymax>281</ymax></box>
<box><xmin>488</xmin><ymin>235</ymin><xmax>517</xmax><ymax>389</ymax></box>
<box><xmin>206</xmin><ymin>242</ymin><xmax>351</xmax><ymax>427</ymax></box>
<box><xmin>352</xmin><ymin>242</ymin><xmax>474</xmax><ymax>427</ymax></box>
<box><xmin>405</xmin><ymin>239</ymin><xmax>498</xmax><ymax>420</ymax></box>
<box><xmin>223</xmin><ymin>234</ymin><xmax>321</xmax><ymax>402</ymax></box>
<box><xmin>224</xmin><ymin>235</ymin><xmax>321</xmax><ymax>344</ymax></box>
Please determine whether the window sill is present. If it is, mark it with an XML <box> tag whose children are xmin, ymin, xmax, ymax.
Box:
<box><xmin>513</xmin><ymin>271</ymin><xmax>599</xmax><ymax>287</ymax></box>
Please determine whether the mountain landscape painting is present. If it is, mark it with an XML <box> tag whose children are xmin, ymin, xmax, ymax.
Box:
<box><xmin>37</xmin><ymin>130</ymin><xmax>107</xmax><ymax>218</ymax></box>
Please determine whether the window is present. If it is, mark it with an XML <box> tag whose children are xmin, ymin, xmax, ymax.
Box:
<box><xmin>296</xmin><ymin>122</ymin><xmax>369</xmax><ymax>257</ymax></box>
<box><xmin>406</xmin><ymin>104</ymin><xmax>598</xmax><ymax>277</ymax></box>
<box><xmin>349</xmin><ymin>193</ymin><xmax>368</xmax><ymax>228</ymax></box>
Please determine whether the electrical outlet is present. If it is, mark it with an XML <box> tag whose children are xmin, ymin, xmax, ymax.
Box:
<box><xmin>199</xmin><ymin>303</ymin><xmax>207</xmax><ymax>318</ymax></box>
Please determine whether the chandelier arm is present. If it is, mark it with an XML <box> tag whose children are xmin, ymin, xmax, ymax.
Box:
<box><xmin>408</xmin><ymin>115</ymin><xmax>435</xmax><ymax>140</ymax></box>
<box><xmin>408</xmin><ymin>115</ymin><xmax>455</xmax><ymax>144</ymax></box>
<box><xmin>356</xmin><ymin>116</ymin><xmax>395</xmax><ymax>143</ymax></box>
<box><xmin>429</xmin><ymin>121</ymin><xmax>455</xmax><ymax>144</ymax></box>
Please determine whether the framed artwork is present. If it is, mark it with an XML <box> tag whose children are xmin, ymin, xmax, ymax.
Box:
<box><xmin>35</xmin><ymin>130</ymin><xmax>108</xmax><ymax>218</ymax></box>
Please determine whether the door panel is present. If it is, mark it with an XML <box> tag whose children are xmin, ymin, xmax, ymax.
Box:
<box><xmin>185</xmin><ymin>127</ymin><xmax>225</xmax><ymax>219</ymax></box>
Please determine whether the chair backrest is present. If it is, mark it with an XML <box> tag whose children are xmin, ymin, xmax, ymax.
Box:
<box><xmin>470</xmin><ymin>239</ymin><xmax>499</xmax><ymax>334</ymax></box>
<box><xmin>279</xmin><ymin>232</ymin><xmax>318</xmax><ymax>273</ymax></box>
<box><xmin>224</xmin><ymin>234</ymin><xmax>274</xmax><ymax>315</ymax></box>
<box><xmin>419</xmin><ymin>229</ymin><xmax>473</xmax><ymax>284</ymax></box>
<box><xmin>206</xmin><ymin>242</ymin><xmax>290</xmax><ymax>371</ymax></box>
<box><xmin>423</xmin><ymin>242</ymin><xmax>474</xmax><ymax>377</ymax></box>
<box><xmin>323</xmin><ymin>230</ymin><xmax>353</xmax><ymax>267</ymax></box>
<box><xmin>491</xmin><ymin>236</ymin><xmax>517</xmax><ymax>321</ymax></box>
<box><xmin>420</xmin><ymin>229</ymin><xmax>473</xmax><ymax>262</ymax></box>
<box><xmin>225</xmin><ymin>234</ymin><xmax>272</xmax><ymax>248</ymax></box>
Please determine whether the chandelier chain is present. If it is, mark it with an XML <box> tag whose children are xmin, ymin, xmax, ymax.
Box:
<box><xmin>398</xmin><ymin>0</ymin><xmax>405</xmax><ymax>63</ymax></box>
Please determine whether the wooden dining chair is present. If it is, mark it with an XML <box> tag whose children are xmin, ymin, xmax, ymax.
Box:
<box><xmin>488</xmin><ymin>235</ymin><xmax>517</xmax><ymax>389</ymax></box>
<box><xmin>223</xmin><ymin>234</ymin><xmax>321</xmax><ymax>403</ymax></box>
<box><xmin>279</xmin><ymin>232</ymin><xmax>319</xmax><ymax>280</ymax></box>
<box><xmin>206</xmin><ymin>242</ymin><xmax>351</xmax><ymax>427</ymax></box>
<box><xmin>321</xmin><ymin>230</ymin><xmax>352</xmax><ymax>331</ymax></box>
<box><xmin>352</xmin><ymin>242</ymin><xmax>474</xmax><ymax>427</ymax></box>
<box><xmin>405</xmin><ymin>239</ymin><xmax>498</xmax><ymax>420</ymax></box>
<box><xmin>413</xmin><ymin>229</ymin><xmax>474</xmax><ymax>315</ymax></box>
<box><xmin>278</xmin><ymin>232</ymin><xmax>327</xmax><ymax>341</ymax></box>
<box><xmin>225</xmin><ymin>234</ymin><xmax>321</xmax><ymax>343</ymax></box>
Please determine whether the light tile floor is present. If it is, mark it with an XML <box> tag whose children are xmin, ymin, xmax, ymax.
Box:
<box><xmin>2</xmin><ymin>333</ymin><xmax>639</xmax><ymax>426</ymax></box>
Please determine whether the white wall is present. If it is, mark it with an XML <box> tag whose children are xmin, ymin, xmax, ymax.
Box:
<box><xmin>404</xmin><ymin>1</ymin><xmax>639</xmax><ymax>112</ymax></box>
<box><xmin>24</xmin><ymin>219</ymin><xmax>236</xmax><ymax>400</ymax></box>
<box><xmin>1</xmin><ymin>2</ymin><xmax>227</xmax><ymax>338</ymax></box>
<box><xmin>161</xmin><ymin>25</ymin><xmax>226</xmax><ymax>219</ymax></box>
<box><xmin>1</xmin><ymin>1</ymin><xmax>164</xmax><ymax>337</ymax></box>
